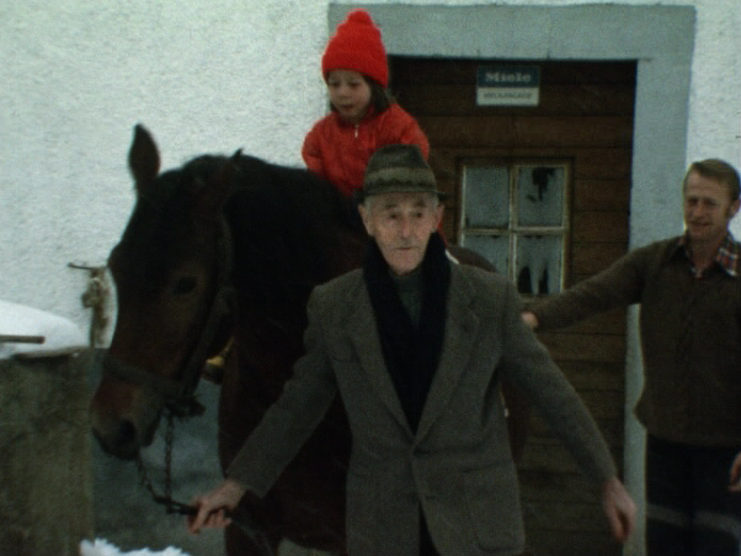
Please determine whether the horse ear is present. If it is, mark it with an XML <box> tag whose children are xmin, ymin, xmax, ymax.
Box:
<box><xmin>128</xmin><ymin>124</ymin><xmax>161</xmax><ymax>194</ymax></box>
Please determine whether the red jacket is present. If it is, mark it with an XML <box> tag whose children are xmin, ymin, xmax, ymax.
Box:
<box><xmin>302</xmin><ymin>104</ymin><xmax>429</xmax><ymax>197</ymax></box>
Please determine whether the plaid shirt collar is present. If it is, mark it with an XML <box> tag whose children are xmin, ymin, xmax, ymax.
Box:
<box><xmin>677</xmin><ymin>231</ymin><xmax>740</xmax><ymax>277</ymax></box>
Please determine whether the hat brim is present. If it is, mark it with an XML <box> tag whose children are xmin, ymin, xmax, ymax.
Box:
<box><xmin>355</xmin><ymin>185</ymin><xmax>449</xmax><ymax>203</ymax></box>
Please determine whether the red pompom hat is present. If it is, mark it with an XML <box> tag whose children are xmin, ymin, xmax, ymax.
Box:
<box><xmin>321</xmin><ymin>9</ymin><xmax>388</xmax><ymax>88</ymax></box>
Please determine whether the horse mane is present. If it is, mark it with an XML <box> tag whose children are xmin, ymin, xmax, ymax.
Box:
<box><xmin>211</xmin><ymin>153</ymin><xmax>364</xmax><ymax>321</ymax></box>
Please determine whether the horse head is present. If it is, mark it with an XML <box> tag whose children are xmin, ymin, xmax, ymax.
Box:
<box><xmin>90</xmin><ymin>125</ymin><xmax>236</xmax><ymax>459</ymax></box>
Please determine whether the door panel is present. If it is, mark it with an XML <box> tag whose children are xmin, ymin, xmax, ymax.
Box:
<box><xmin>390</xmin><ymin>58</ymin><xmax>636</xmax><ymax>556</ymax></box>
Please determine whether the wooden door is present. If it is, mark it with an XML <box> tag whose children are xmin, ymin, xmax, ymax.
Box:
<box><xmin>390</xmin><ymin>58</ymin><xmax>636</xmax><ymax>555</ymax></box>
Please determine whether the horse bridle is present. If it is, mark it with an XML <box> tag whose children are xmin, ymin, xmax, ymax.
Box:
<box><xmin>102</xmin><ymin>217</ymin><xmax>235</xmax><ymax>417</ymax></box>
<box><xmin>118</xmin><ymin>217</ymin><xmax>275</xmax><ymax>553</ymax></box>
<box><xmin>101</xmin><ymin>218</ymin><xmax>241</xmax><ymax>519</ymax></box>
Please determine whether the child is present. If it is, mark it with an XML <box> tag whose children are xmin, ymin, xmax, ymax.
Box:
<box><xmin>205</xmin><ymin>11</ymin><xmax>430</xmax><ymax>380</ymax></box>
<box><xmin>302</xmin><ymin>9</ymin><xmax>430</xmax><ymax>199</ymax></box>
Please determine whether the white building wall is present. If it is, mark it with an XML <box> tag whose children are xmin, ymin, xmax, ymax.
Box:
<box><xmin>1</xmin><ymin>0</ymin><xmax>739</xmax><ymax>331</ymax></box>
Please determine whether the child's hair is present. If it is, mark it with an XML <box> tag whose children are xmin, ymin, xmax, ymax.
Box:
<box><xmin>368</xmin><ymin>78</ymin><xmax>395</xmax><ymax>113</ymax></box>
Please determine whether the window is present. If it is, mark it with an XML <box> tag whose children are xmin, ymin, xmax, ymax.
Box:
<box><xmin>458</xmin><ymin>160</ymin><xmax>570</xmax><ymax>295</ymax></box>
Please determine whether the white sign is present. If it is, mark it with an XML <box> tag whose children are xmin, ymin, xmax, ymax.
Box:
<box><xmin>477</xmin><ymin>66</ymin><xmax>540</xmax><ymax>107</ymax></box>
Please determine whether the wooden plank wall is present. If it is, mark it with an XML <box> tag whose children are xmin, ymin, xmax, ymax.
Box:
<box><xmin>390</xmin><ymin>58</ymin><xmax>636</xmax><ymax>555</ymax></box>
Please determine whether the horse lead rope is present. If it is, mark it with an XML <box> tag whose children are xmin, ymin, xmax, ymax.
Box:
<box><xmin>135</xmin><ymin>411</ymin><xmax>276</xmax><ymax>555</ymax></box>
<box><xmin>135</xmin><ymin>411</ymin><xmax>187</xmax><ymax>514</ymax></box>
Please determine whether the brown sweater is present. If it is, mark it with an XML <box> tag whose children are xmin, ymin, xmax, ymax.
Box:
<box><xmin>529</xmin><ymin>236</ymin><xmax>741</xmax><ymax>447</ymax></box>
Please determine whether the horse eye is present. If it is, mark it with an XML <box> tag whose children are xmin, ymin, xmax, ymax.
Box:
<box><xmin>173</xmin><ymin>277</ymin><xmax>197</xmax><ymax>295</ymax></box>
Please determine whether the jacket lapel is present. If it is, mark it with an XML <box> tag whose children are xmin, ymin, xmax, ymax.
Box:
<box><xmin>347</xmin><ymin>283</ymin><xmax>414</xmax><ymax>436</ymax></box>
<box><xmin>415</xmin><ymin>265</ymin><xmax>479</xmax><ymax>441</ymax></box>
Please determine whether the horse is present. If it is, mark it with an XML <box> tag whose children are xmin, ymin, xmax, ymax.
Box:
<box><xmin>89</xmin><ymin>125</ymin><xmax>530</xmax><ymax>556</ymax></box>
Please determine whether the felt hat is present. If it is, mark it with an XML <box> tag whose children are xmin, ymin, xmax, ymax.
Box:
<box><xmin>322</xmin><ymin>9</ymin><xmax>388</xmax><ymax>87</ymax></box>
<box><xmin>361</xmin><ymin>145</ymin><xmax>445</xmax><ymax>200</ymax></box>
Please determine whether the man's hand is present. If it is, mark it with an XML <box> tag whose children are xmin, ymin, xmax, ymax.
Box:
<box><xmin>521</xmin><ymin>311</ymin><xmax>538</xmax><ymax>329</ymax></box>
<box><xmin>602</xmin><ymin>476</ymin><xmax>636</xmax><ymax>542</ymax></box>
<box><xmin>187</xmin><ymin>478</ymin><xmax>247</xmax><ymax>534</ymax></box>
<box><xmin>729</xmin><ymin>452</ymin><xmax>741</xmax><ymax>492</ymax></box>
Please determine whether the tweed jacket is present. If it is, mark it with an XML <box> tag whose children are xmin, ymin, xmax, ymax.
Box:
<box><xmin>228</xmin><ymin>263</ymin><xmax>616</xmax><ymax>556</ymax></box>
<box><xmin>529</xmin><ymin>236</ymin><xmax>741</xmax><ymax>447</ymax></box>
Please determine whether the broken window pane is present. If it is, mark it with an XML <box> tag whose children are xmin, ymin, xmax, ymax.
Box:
<box><xmin>517</xmin><ymin>166</ymin><xmax>564</xmax><ymax>226</ymax></box>
<box><xmin>516</xmin><ymin>235</ymin><xmax>562</xmax><ymax>294</ymax></box>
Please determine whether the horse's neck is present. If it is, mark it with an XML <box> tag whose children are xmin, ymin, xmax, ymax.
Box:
<box><xmin>332</xmin><ymin>224</ymin><xmax>368</xmax><ymax>275</ymax></box>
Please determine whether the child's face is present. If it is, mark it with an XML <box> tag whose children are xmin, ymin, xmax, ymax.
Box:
<box><xmin>326</xmin><ymin>70</ymin><xmax>372</xmax><ymax>124</ymax></box>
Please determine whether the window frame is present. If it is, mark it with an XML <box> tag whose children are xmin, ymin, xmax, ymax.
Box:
<box><xmin>457</xmin><ymin>157</ymin><xmax>572</xmax><ymax>296</ymax></box>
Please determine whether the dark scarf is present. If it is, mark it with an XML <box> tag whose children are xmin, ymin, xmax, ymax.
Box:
<box><xmin>363</xmin><ymin>232</ymin><xmax>451</xmax><ymax>433</ymax></box>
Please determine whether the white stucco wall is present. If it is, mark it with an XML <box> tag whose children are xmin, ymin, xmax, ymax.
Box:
<box><xmin>2</xmin><ymin>0</ymin><xmax>739</xmax><ymax>333</ymax></box>
<box><xmin>1</xmin><ymin>0</ymin><xmax>332</xmax><ymax>334</ymax></box>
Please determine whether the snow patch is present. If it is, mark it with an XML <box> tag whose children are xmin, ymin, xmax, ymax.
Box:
<box><xmin>79</xmin><ymin>538</ymin><xmax>191</xmax><ymax>556</ymax></box>
<box><xmin>0</xmin><ymin>299</ymin><xmax>87</xmax><ymax>359</ymax></box>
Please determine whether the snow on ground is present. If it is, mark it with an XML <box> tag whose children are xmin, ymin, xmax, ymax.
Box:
<box><xmin>80</xmin><ymin>538</ymin><xmax>190</xmax><ymax>556</ymax></box>
<box><xmin>80</xmin><ymin>537</ymin><xmax>329</xmax><ymax>556</ymax></box>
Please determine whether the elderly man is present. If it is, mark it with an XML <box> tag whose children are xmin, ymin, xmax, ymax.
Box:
<box><xmin>523</xmin><ymin>158</ymin><xmax>741</xmax><ymax>556</ymax></box>
<box><xmin>188</xmin><ymin>144</ymin><xmax>635</xmax><ymax>555</ymax></box>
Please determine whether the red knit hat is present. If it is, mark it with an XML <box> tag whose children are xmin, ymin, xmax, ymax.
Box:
<box><xmin>321</xmin><ymin>9</ymin><xmax>388</xmax><ymax>88</ymax></box>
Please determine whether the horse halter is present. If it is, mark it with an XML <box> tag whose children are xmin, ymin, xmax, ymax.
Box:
<box><xmin>102</xmin><ymin>217</ymin><xmax>234</xmax><ymax>418</ymax></box>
